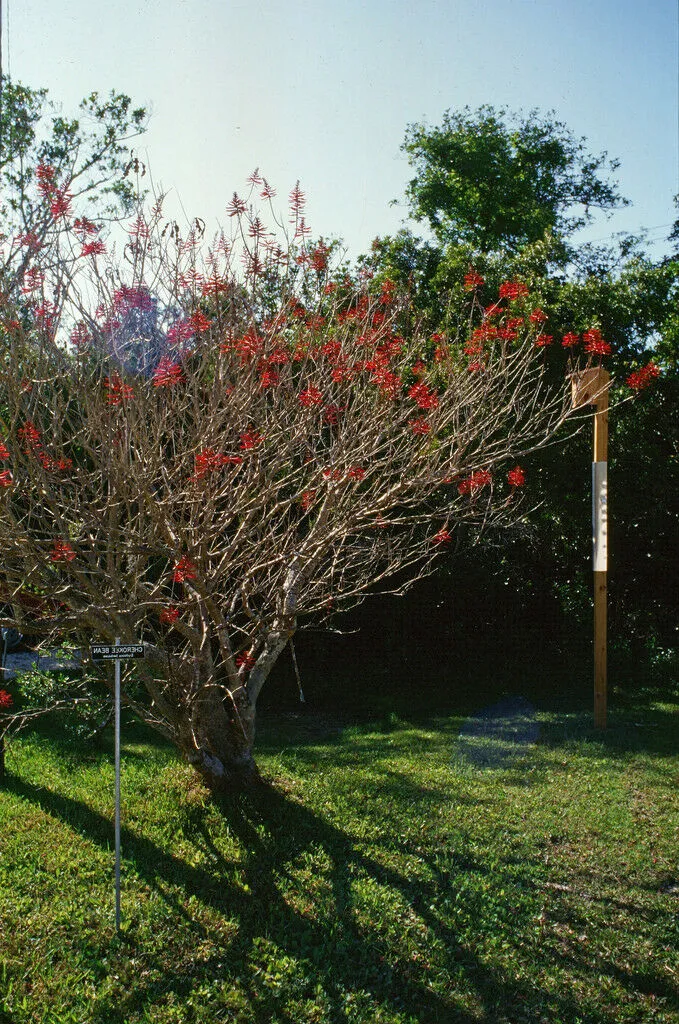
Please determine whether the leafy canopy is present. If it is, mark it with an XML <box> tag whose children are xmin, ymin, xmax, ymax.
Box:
<box><xmin>402</xmin><ymin>105</ymin><xmax>628</xmax><ymax>257</ymax></box>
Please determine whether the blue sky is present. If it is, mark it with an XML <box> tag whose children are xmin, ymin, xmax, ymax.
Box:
<box><xmin>6</xmin><ymin>0</ymin><xmax>678</xmax><ymax>260</ymax></box>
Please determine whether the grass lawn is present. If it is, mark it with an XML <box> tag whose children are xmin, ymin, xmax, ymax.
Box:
<box><xmin>0</xmin><ymin>699</ymin><xmax>677</xmax><ymax>1023</ymax></box>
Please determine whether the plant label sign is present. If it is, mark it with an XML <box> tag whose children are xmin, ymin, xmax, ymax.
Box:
<box><xmin>90</xmin><ymin>644</ymin><xmax>145</xmax><ymax>661</ymax></box>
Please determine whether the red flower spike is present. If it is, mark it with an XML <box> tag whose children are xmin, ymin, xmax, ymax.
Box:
<box><xmin>51</xmin><ymin>540</ymin><xmax>76</xmax><ymax>563</ymax></box>
<box><xmin>188</xmin><ymin>311</ymin><xmax>213</xmax><ymax>334</ymax></box>
<box><xmin>535</xmin><ymin>334</ymin><xmax>553</xmax><ymax>347</ymax></box>
<box><xmin>562</xmin><ymin>332</ymin><xmax>580</xmax><ymax>348</ymax></box>
<box><xmin>152</xmin><ymin>358</ymin><xmax>185</xmax><ymax>387</ymax></box>
<box><xmin>300</xmin><ymin>490</ymin><xmax>316</xmax><ymax>510</ymax></box>
<box><xmin>172</xmin><ymin>557</ymin><xmax>197</xmax><ymax>583</ymax></box>
<box><xmin>236</xmin><ymin>651</ymin><xmax>256</xmax><ymax>672</ymax></box>
<box><xmin>626</xmin><ymin>362</ymin><xmax>660</xmax><ymax>391</ymax></box>
<box><xmin>160</xmin><ymin>606</ymin><xmax>180</xmax><ymax>625</ymax></box>
<box><xmin>0</xmin><ymin>443</ymin><xmax>9</xmax><ymax>459</ymax></box>
<box><xmin>583</xmin><ymin>329</ymin><xmax>611</xmax><ymax>356</ymax></box>
<box><xmin>0</xmin><ymin>689</ymin><xmax>13</xmax><ymax>709</ymax></box>
<box><xmin>408</xmin><ymin>383</ymin><xmax>439</xmax><ymax>410</ymax></box>
<box><xmin>463</xmin><ymin>271</ymin><xmax>484</xmax><ymax>291</ymax></box>
<box><xmin>507</xmin><ymin>466</ymin><xmax>526</xmax><ymax>488</ymax></box>
<box><xmin>458</xmin><ymin>470</ymin><xmax>492</xmax><ymax>495</ymax></box>
<box><xmin>498</xmin><ymin>281</ymin><xmax>529</xmax><ymax>301</ymax></box>
<box><xmin>529</xmin><ymin>309</ymin><xmax>548</xmax><ymax>324</ymax></box>
<box><xmin>432</xmin><ymin>528</ymin><xmax>452</xmax><ymax>545</ymax></box>
<box><xmin>239</xmin><ymin>431</ymin><xmax>263</xmax><ymax>450</ymax></box>
<box><xmin>298</xmin><ymin>386</ymin><xmax>324</xmax><ymax>408</ymax></box>
<box><xmin>81</xmin><ymin>240</ymin><xmax>106</xmax><ymax>258</ymax></box>
<box><xmin>409</xmin><ymin>417</ymin><xmax>431</xmax><ymax>436</ymax></box>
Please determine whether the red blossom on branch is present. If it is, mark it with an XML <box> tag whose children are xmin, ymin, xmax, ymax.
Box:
<box><xmin>239</xmin><ymin>431</ymin><xmax>263</xmax><ymax>450</ymax></box>
<box><xmin>152</xmin><ymin>358</ymin><xmax>185</xmax><ymax>387</ymax></box>
<box><xmin>507</xmin><ymin>466</ymin><xmax>526</xmax><ymax>488</ymax></box>
<box><xmin>498</xmin><ymin>281</ymin><xmax>529</xmax><ymax>300</ymax></box>
<box><xmin>463</xmin><ymin>271</ymin><xmax>484</xmax><ymax>291</ymax></box>
<box><xmin>409</xmin><ymin>417</ymin><xmax>431</xmax><ymax>435</ymax></box>
<box><xmin>0</xmin><ymin>443</ymin><xmax>10</xmax><ymax>459</ymax></box>
<box><xmin>583</xmin><ymin>329</ymin><xmax>611</xmax><ymax>356</ymax></box>
<box><xmin>408</xmin><ymin>383</ymin><xmax>439</xmax><ymax>410</ymax></box>
<box><xmin>562</xmin><ymin>333</ymin><xmax>580</xmax><ymax>348</ymax></box>
<box><xmin>51</xmin><ymin>540</ymin><xmax>76</xmax><ymax>563</ymax></box>
<box><xmin>0</xmin><ymin>689</ymin><xmax>13</xmax><ymax>709</ymax></box>
<box><xmin>81</xmin><ymin>240</ymin><xmax>107</xmax><ymax>258</ymax></box>
<box><xmin>298</xmin><ymin>386</ymin><xmax>324</xmax><ymax>408</ymax></box>
<box><xmin>160</xmin><ymin>606</ymin><xmax>180</xmax><ymax>625</ymax></box>
<box><xmin>529</xmin><ymin>309</ymin><xmax>548</xmax><ymax>324</ymax></box>
<box><xmin>458</xmin><ymin>470</ymin><xmax>492</xmax><ymax>495</ymax></box>
<box><xmin>236</xmin><ymin>651</ymin><xmax>256</xmax><ymax>672</ymax></box>
<box><xmin>432</xmin><ymin>528</ymin><xmax>452</xmax><ymax>544</ymax></box>
<box><xmin>105</xmin><ymin>375</ymin><xmax>134</xmax><ymax>405</ymax></box>
<box><xmin>535</xmin><ymin>334</ymin><xmax>553</xmax><ymax>347</ymax></box>
<box><xmin>626</xmin><ymin>362</ymin><xmax>660</xmax><ymax>390</ymax></box>
<box><xmin>172</xmin><ymin>557</ymin><xmax>197</xmax><ymax>583</ymax></box>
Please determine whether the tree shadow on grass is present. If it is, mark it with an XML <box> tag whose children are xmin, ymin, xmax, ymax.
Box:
<box><xmin>1</xmin><ymin>766</ymin><xmax>644</xmax><ymax>1024</ymax></box>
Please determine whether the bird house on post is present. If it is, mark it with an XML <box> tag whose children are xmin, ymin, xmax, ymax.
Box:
<box><xmin>571</xmin><ymin>367</ymin><xmax>610</xmax><ymax>729</ymax></box>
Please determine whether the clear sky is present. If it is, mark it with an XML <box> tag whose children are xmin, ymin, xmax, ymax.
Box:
<box><xmin>4</xmin><ymin>0</ymin><xmax>678</xmax><ymax>261</ymax></box>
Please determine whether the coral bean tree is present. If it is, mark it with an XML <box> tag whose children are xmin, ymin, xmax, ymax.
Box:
<box><xmin>0</xmin><ymin>175</ymin><xmax>586</xmax><ymax>791</ymax></box>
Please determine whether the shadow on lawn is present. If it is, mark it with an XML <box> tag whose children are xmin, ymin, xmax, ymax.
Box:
<box><xmin>2</xmin><ymin>759</ymin><xmax>651</xmax><ymax>1024</ymax></box>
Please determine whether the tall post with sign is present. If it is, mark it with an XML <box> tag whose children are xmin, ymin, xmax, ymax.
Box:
<box><xmin>90</xmin><ymin>640</ymin><xmax>145</xmax><ymax>931</ymax></box>
<box><xmin>571</xmin><ymin>368</ymin><xmax>610</xmax><ymax>729</ymax></box>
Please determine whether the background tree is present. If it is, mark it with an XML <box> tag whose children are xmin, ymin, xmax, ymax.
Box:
<box><xmin>0</xmin><ymin>180</ymin><xmax>587</xmax><ymax>791</ymax></box>
<box><xmin>365</xmin><ymin>107</ymin><xmax>677</xmax><ymax>680</ymax></box>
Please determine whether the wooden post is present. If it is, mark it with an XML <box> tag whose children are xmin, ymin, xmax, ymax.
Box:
<box><xmin>571</xmin><ymin>368</ymin><xmax>610</xmax><ymax>729</ymax></box>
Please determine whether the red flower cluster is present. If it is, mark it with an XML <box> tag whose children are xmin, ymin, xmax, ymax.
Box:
<box><xmin>562</xmin><ymin>333</ymin><xmax>579</xmax><ymax>348</ymax></box>
<box><xmin>51</xmin><ymin>540</ymin><xmax>76</xmax><ymax>563</ymax></box>
<box><xmin>0</xmin><ymin>689</ymin><xmax>13</xmax><ymax>709</ymax></box>
<box><xmin>507</xmin><ymin>465</ymin><xmax>526</xmax><ymax>488</ymax></box>
<box><xmin>409</xmin><ymin>417</ymin><xmax>431</xmax><ymax>435</ymax></box>
<box><xmin>172</xmin><ymin>557</ymin><xmax>196</xmax><ymax>583</ymax></box>
<box><xmin>300</xmin><ymin>490</ymin><xmax>316</xmax><ymax>510</ymax></box>
<box><xmin>236</xmin><ymin>651</ymin><xmax>256</xmax><ymax>672</ymax></box>
<box><xmin>188</xmin><ymin>311</ymin><xmax>213</xmax><ymax>334</ymax></box>
<box><xmin>0</xmin><ymin>471</ymin><xmax>13</xmax><ymax>488</ymax></box>
<box><xmin>193</xmin><ymin>448</ymin><xmax>233</xmax><ymax>480</ymax></box>
<box><xmin>18</xmin><ymin>421</ymin><xmax>41</xmax><ymax>448</ymax></box>
<box><xmin>105</xmin><ymin>375</ymin><xmax>134</xmax><ymax>405</ymax></box>
<box><xmin>529</xmin><ymin>309</ymin><xmax>548</xmax><ymax>324</ymax></box>
<box><xmin>464</xmin><ymin>271</ymin><xmax>484</xmax><ymax>291</ymax></box>
<box><xmin>50</xmin><ymin>190</ymin><xmax>73</xmax><ymax>220</ymax></box>
<box><xmin>160</xmin><ymin>606</ymin><xmax>180</xmax><ymax>625</ymax></box>
<box><xmin>499</xmin><ymin>281</ymin><xmax>529</xmax><ymax>300</ymax></box>
<box><xmin>432</xmin><ymin>528</ymin><xmax>452</xmax><ymax>544</ymax></box>
<box><xmin>0</xmin><ymin>442</ymin><xmax>10</xmax><ymax>459</ymax></box>
<box><xmin>408</xmin><ymin>383</ymin><xmax>439</xmax><ymax>410</ymax></box>
<box><xmin>583</xmin><ymin>328</ymin><xmax>611</xmax><ymax>356</ymax></box>
<box><xmin>626</xmin><ymin>362</ymin><xmax>660</xmax><ymax>391</ymax></box>
<box><xmin>81</xmin><ymin>240</ymin><xmax>106</xmax><ymax>257</ymax></box>
<box><xmin>239</xmin><ymin>431</ymin><xmax>263</xmax><ymax>450</ymax></box>
<box><xmin>152</xmin><ymin>358</ymin><xmax>185</xmax><ymax>387</ymax></box>
<box><xmin>298</xmin><ymin>386</ymin><xmax>324</xmax><ymax>408</ymax></box>
<box><xmin>259</xmin><ymin>369</ymin><xmax>280</xmax><ymax>388</ymax></box>
<box><xmin>458</xmin><ymin>470</ymin><xmax>492</xmax><ymax>495</ymax></box>
<box><xmin>346</xmin><ymin>466</ymin><xmax>366</xmax><ymax>480</ymax></box>
<box><xmin>535</xmin><ymin>334</ymin><xmax>553</xmax><ymax>347</ymax></box>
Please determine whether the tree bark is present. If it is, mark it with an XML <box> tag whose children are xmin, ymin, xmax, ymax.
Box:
<box><xmin>177</xmin><ymin>684</ymin><xmax>261</xmax><ymax>792</ymax></box>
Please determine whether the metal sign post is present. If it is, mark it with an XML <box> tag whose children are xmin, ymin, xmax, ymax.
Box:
<box><xmin>90</xmin><ymin>641</ymin><xmax>145</xmax><ymax>932</ymax></box>
<box><xmin>571</xmin><ymin>368</ymin><xmax>610</xmax><ymax>729</ymax></box>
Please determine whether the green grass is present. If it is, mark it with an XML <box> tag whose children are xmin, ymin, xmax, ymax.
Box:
<box><xmin>0</xmin><ymin>702</ymin><xmax>678</xmax><ymax>1023</ymax></box>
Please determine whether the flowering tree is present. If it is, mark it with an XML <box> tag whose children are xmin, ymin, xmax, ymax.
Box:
<box><xmin>0</xmin><ymin>175</ymin><xmax>593</xmax><ymax>791</ymax></box>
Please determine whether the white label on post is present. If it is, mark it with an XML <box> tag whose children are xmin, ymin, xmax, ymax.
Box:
<box><xmin>592</xmin><ymin>462</ymin><xmax>608</xmax><ymax>572</ymax></box>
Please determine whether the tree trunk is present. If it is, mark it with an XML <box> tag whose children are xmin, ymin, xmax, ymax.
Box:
<box><xmin>178</xmin><ymin>685</ymin><xmax>261</xmax><ymax>792</ymax></box>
